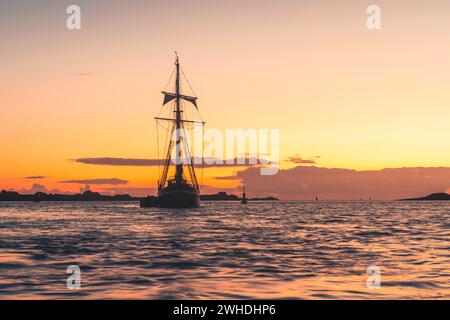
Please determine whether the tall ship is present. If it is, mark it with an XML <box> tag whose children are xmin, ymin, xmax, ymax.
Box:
<box><xmin>141</xmin><ymin>54</ymin><xmax>203</xmax><ymax>208</ymax></box>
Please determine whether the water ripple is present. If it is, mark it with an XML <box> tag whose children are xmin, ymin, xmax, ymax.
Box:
<box><xmin>0</xmin><ymin>201</ymin><xmax>450</xmax><ymax>299</ymax></box>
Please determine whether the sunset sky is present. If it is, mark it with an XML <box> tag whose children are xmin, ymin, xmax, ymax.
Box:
<box><xmin>1</xmin><ymin>0</ymin><xmax>450</xmax><ymax>199</ymax></box>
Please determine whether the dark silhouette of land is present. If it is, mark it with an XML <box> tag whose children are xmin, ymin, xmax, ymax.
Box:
<box><xmin>0</xmin><ymin>190</ymin><xmax>134</xmax><ymax>202</ymax></box>
<box><xmin>200</xmin><ymin>192</ymin><xmax>278</xmax><ymax>201</ymax></box>
<box><xmin>402</xmin><ymin>193</ymin><xmax>450</xmax><ymax>201</ymax></box>
<box><xmin>0</xmin><ymin>190</ymin><xmax>278</xmax><ymax>202</ymax></box>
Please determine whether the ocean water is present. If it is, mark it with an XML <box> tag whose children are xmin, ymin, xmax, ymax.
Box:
<box><xmin>0</xmin><ymin>201</ymin><xmax>449</xmax><ymax>299</ymax></box>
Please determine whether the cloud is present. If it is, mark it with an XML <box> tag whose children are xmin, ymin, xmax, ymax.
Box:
<box><xmin>286</xmin><ymin>155</ymin><xmax>317</xmax><ymax>164</ymax></box>
<box><xmin>219</xmin><ymin>166</ymin><xmax>450</xmax><ymax>200</ymax></box>
<box><xmin>23</xmin><ymin>176</ymin><xmax>46</xmax><ymax>179</ymax></box>
<box><xmin>214</xmin><ymin>175</ymin><xmax>240</xmax><ymax>180</ymax></box>
<box><xmin>18</xmin><ymin>183</ymin><xmax>49</xmax><ymax>194</ymax></box>
<box><xmin>202</xmin><ymin>157</ymin><xmax>274</xmax><ymax>167</ymax></box>
<box><xmin>59</xmin><ymin>178</ymin><xmax>128</xmax><ymax>185</ymax></box>
<box><xmin>73</xmin><ymin>157</ymin><xmax>270</xmax><ymax>168</ymax></box>
<box><xmin>98</xmin><ymin>187</ymin><xmax>155</xmax><ymax>197</ymax></box>
<box><xmin>73</xmin><ymin>158</ymin><xmax>161</xmax><ymax>166</ymax></box>
<box><xmin>79</xmin><ymin>184</ymin><xmax>91</xmax><ymax>193</ymax></box>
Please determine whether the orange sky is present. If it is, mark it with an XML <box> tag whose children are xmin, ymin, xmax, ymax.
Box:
<box><xmin>1</xmin><ymin>0</ymin><xmax>450</xmax><ymax>199</ymax></box>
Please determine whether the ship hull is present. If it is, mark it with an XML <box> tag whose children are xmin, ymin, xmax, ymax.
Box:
<box><xmin>157</xmin><ymin>188</ymin><xmax>200</xmax><ymax>208</ymax></box>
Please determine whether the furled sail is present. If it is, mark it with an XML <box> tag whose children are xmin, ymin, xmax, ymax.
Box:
<box><xmin>162</xmin><ymin>91</ymin><xmax>198</xmax><ymax>109</ymax></box>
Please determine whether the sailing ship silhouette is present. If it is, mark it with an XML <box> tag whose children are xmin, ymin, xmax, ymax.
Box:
<box><xmin>141</xmin><ymin>53</ymin><xmax>204</xmax><ymax>208</ymax></box>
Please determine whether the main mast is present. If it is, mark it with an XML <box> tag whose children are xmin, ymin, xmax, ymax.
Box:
<box><xmin>174</xmin><ymin>53</ymin><xmax>183</xmax><ymax>185</ymax></box>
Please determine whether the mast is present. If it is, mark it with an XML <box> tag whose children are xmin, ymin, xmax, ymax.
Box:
<box><xmin>175</xmin><ymin>53</ymin><xmax>183</xmax><ymax>185</ymax></box>
<box><xmin>156</xmin><ymin>53</ymin><xmax>202</xmax><ymax>191</ymax></box>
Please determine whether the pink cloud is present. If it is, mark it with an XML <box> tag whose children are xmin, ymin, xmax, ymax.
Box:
<box><xmin>220</xmin><ymin>166</ymin><xmax>450</xmax><ymax>200</ymax></box>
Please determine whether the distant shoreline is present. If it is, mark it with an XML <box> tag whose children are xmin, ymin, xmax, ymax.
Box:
<box><xmin>400</xmin><ymin>193</ymin><xmax>450</xmax><ymax>201</ymax></box>
<box><xmin>0</xmin><ymin>190</ymin><xmax>278</xmax><ymax>202</ymax></box>
<box><xmin>4</xmin><ymin>189</ymin><xmax>448</xmax><ymax>202</ymax></box>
